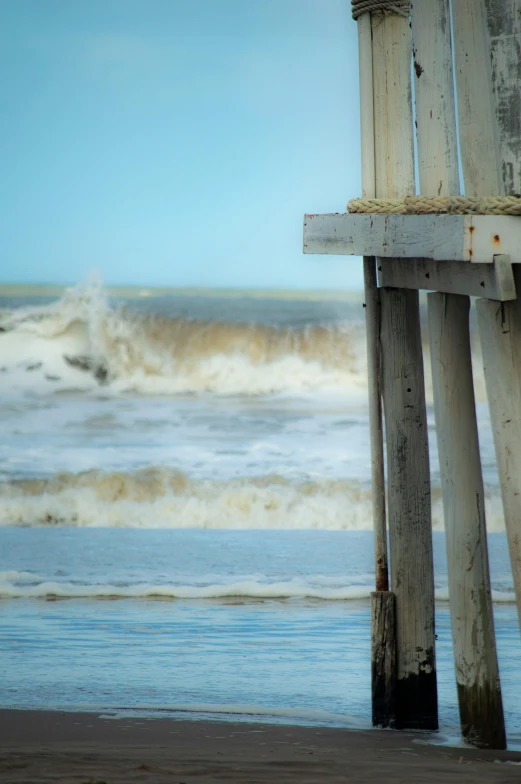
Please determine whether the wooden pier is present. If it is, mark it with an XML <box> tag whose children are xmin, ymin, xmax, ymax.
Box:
<box><xmin>304</xmin><ymin>0</ymin><xmax>521</xmax><ymax>749</ymax></box>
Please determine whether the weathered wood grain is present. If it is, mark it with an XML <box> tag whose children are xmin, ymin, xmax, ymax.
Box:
<box><xmin>371</xmin><ymin>591</ymin><xmax>396</xmax><ymax>727</ymax></box>
<box><xmin>457</xmin><ymin>0</ymin><xmax>521</xmax><ymax>641</ymax></box>
<box><xmin>428</xmin><ymin>292</ymin><xmax>506</xmax><ymax>749</ymax></box>
<box><xmin>371</xmin><ymin>14</ymin><xmax>415</xmax><ymax>199</ymax></box>
<box><xmin>380</xmin><ymin>287</ymin><xmax>438</xmax><ymax>730</ymax></box>
<box><xmin>452</xmin><ymin>0</ymin><xmax>501</xmax><ymax>196</ymax></box>
<box><xmin>410</xmin><ymin>0</ymin><xmax>460</xmax><ymax>197</ymax></box>
<box><xmin>377</xmin><ymin>256</ymin><xmax>516</xmax><ymax>301</ymax></box>
<box><xmin>484</xmin><ymin>0</ymin><xmax>521</xmax><ymax>196</ymax></box>
<box><xmin>356</xmin><ymin>8</ymin><xmax>388</xmax><ymax>596</ymax></box>
<box><xmin>477</xmin><ymin>293</ymin><xmax>521</xmax><ymax>632</ymax></box>
<box><xmin>371</xmin><ymin>2</ymin><xmax>437</xmax><ymax>732</ymax></box>
<box><xmin>303</xmin><ymin>213</ymin><xmax>521</xmax><ymax>264</ymax></box>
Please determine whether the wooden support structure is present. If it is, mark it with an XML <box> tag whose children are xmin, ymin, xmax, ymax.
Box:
<box><xmin>357</xmin><ymin>9</ymin><xmax>394</xmax><ymax>728</ymax></box>
<box><xmin>304</xmin><ymin>0</ymin><xmax>521</xmax><ymax>750</ymax></box>
<box><xmin>412</xmin><ymin>0</ymin><xmax>505</xmax><ymax>749</ymax></box>
<box><xmin>373</xmin><ymin>8</ymin><xmax>437</xmax><ymax>732</ymax></box>
<box><xmin>350</xmin><ymin>3</ymin><xmax>437</xmax><ymax>732</ymax></box>
<box><xmin>380</xmin><ymin>287</ymin><xmax>437</xmax><ymax>729</ymax></box>
<box><xmin>428</xmin><ymin>293</ymin><xmax>506</xmax><ymax>749</ymax></box>
<box><xmin>357</xmin><ymin>10</ymin><xmax>388</xmax><ymax>595</ymax></box>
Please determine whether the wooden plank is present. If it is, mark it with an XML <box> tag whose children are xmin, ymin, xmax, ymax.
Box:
<box><xmin>377</xmin><ymin>257</ymin><xmax>516</xmax><ymax>300</ymax></box>
<box><xmin>357</xmin><ymin>12</ymin><xmax>376</xmax><ymax>201</ymax></box>
<box><xmin>371</xmin><ymin>591</ymin><xmax>396</xmax><ymax>728</ymax></box>
<box><xmin>410</xmin><ymin>0</ymin><xmax>460</xmax><ymax>197</ymax></box>
<box><xmin>428</xmin><ymin>293</ymin><xmax>506</xmax><ymax>749</ymax></box>
<box><xmin>380</xmin><ymin>287</ymin><xmax>438</xmax><ymax>730</ymax></box>
<box><xmin>493</xmin><ymin>255</ymin><xmax>516</xmax><ymax>300</ymax></box>
<box><xmin>303</xmin><ymin>213</ymin><xmax>463</xmax><ymax>258</ymax></box>
<box><xmin>452</xmin><ymin>0</ymin><xmax>501</xmax><ymax>196</ymax></box>
<box><xmin>364</xmin><ymin>260</ymin><xmax>388</xmax><ymax>594</ymax></box>
<box><xmin>356</xmin><ymin>8</ymin><xmax>388</xmax><ymax>594</ymax></box>
<box><xmin>453</xmin><ymin>0</ymin><xmax>521</xmax><ymax>197</ymax></box>
<box><xmin>484</xmin><ymin>0</ymin><xmax>521</xmax><ymax>195</ymax></box>
<box><xmin>303</xmin><ymin>213</ymin><xmax>521</xmax><ymax>264</ymax></box>
<box><xmin>371</xmin><ymin>14</ymin><xmax>415</xmax><ymax>199</ymax></box>
<box><xmin>477</xmin><ymin>293</ymin><xmax>521</xmax><ymax>632</ymax></box>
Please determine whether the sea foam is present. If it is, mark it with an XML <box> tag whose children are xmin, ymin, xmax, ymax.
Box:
<box><xmin>0</xmin><ymin>467</ymin><xmax>506</xmax><ymax>531</ymax></box>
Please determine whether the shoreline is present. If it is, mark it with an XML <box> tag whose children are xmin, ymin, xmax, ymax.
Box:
<box><xmin>1</xmin><ymin>709</ymin><xmax>521</xmax><ymax>782</ymax></box>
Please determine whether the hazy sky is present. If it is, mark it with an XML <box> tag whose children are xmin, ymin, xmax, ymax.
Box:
<box><xmin>1</xmin><ymin>0</ymin><xmax>363</xmax><ymax>290</ymax></box>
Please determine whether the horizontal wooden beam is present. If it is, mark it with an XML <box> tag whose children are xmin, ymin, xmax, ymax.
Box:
<box><xmin>303</xmin><ymin>213</ymin><xmax>521</xmax><ymax>263</ymax></box>
<box><xmin>377</xmin><ymin>256</ymin><xmax>516</xmax><ymax>300</ymax></box>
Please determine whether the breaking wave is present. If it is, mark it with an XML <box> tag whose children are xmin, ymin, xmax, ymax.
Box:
<box><xmin>0</xmin><ymin>278</ymin><xmax>487</xmax><ymax>399</ymax></box>
<box><xmin>0</xmin><ymin>466</ymin><xmax>506</xmax><ymax>531</ymax></box>
<box><xmin>0</xmin><ymin>279</ymin><xmax>367</xmax><ymax>397</ymax></box>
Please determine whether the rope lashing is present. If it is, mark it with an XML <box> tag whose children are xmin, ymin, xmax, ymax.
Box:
<box><xmin>351</xmin><ymin>0</ymin><xmax>410</xmax><ymax>19</ymax></box>
<box><xmin>347</xmin><ymin>195</ymin><xmax>521</xmax><ymax>216</ymax></box>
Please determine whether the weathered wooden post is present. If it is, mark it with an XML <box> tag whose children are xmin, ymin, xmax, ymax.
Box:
<box><xmin>453</xmin><ymin>0</ymin><xmax>521</xmax><ymax>631</ymax></box>
<box><xmin>478</xmin><ymin>294</ymin><xmax>521</xmax><ymax>626</ymax></box>
<box><xmin>411</xmin><ymin>0</ymin><xmax>506</xmax><ymax>749</ymax></box>
<box><xmin>357</xmin><ymin>9</ymin><xmax>388</xmax><ymax>596</ymax></box>
<box><xmin>429</xmin><ymin>294</ymin><xmax>506</xmax><ymax>749</ymax></box>
<box><xmin>354</xmin><ymin>7</ymin><xmax>395</xmax><ymax>728</ymax></box>
<box><xmin>371</xmin><ymin>3</ymin><xmax>438</xmax><ymax>731</ymax></box>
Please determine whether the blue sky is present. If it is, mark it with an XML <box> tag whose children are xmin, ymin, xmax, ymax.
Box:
<box><xmin>1</xmin><ymin>0</ymin><xmax>363</xmax><ymax>290</ymax></box>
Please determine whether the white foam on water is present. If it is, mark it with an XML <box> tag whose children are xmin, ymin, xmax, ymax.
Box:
<box><xmin>0</xmin><ymin>576</ymin><xmax>375</xmax><ymax>600</ymax></box>
<box><xmin>0</xmin><ymin>467</ymin><xmax>506</xmax><ymax>531</ymax></box>
<box><xmin>0</xmin><ymin>470</ymin><xmax>373</xmax><ymax>529</ymax></box>
<box><xmin>104</xmin><ymin>703</ymin><xmax>362</xmax><ymax>726</ymax></box>
<box><xmin>0</xmin><ymin>567</ymin><xmax>514</xmax><ymax>603</ymax></box>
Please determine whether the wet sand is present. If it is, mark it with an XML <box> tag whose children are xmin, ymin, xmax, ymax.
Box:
<box><xmin>1</xmin><ymin>710</ymin><xmax>521</xmax><ymax>782</ymax></box>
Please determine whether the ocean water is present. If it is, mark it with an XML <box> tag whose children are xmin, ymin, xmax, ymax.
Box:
<box><xmin>1</xmin><ymin>279</ymin><xmax>520</xmax><ymax>745</ymax></box>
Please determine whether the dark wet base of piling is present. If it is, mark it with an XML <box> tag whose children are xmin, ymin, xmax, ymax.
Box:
<box><xmin>458</xmin><ymin>681</ymin><xmax>507</xmax><ymax>750</ymax></box>
<box><xmin>395</xmin><ymin>668</ymin><xmax>439</xmax><ymax>731</ymax></box>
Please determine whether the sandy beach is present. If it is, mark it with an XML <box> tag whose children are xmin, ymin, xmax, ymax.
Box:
<box><xmin>1</xmin><ymin>710</ymin><xmax>521</xmax><ymax>783</ymax></box>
